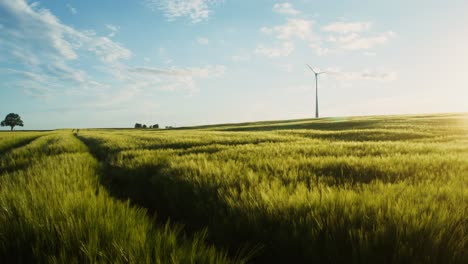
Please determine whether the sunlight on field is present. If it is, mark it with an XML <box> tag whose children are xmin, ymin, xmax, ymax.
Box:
<box><xmin>462</xmin><ymin>113</ymin><xmax>468</xmax><ymax>130</ymax></box>
<box><xmin>1</xmin><ymin>113</ymin><xmax>467</xmax><ymax>263</ymax></box>
<box><xmin>77</xmin><ymin>113</ymin><xmax>467</xmax><ymax>263</ymax></box>
<box><xmin>328</xmin><ymin>116</ymin><xmax>349</xmax><ymax>123</ymax></box>
<box><xmin>0</xmin><ymin>133</ymin><xmax>240</xmax><ymax>263</ymax></box>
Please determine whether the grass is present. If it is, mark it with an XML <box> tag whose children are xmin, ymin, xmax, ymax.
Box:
<box><xmin>0</xmin><ymin>132</ymin><xmax>242</xmax><ymax>263</ymax></box>
<box><xmin>1</xmin><ymin>113</ymin><xmax>467</xmax><ymax>263</ymax></box>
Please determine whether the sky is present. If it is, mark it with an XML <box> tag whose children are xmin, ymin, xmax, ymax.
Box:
<box><xmin>0</xmin><ymin>0</ymin><xmax>467</xmax><ymax>129</ymax></box>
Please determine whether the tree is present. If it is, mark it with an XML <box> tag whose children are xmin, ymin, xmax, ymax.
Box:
<box><xmin>1</xmin><ymin>113</ymin><xmax>24</xmax><ymax>131</ymax></box>
<box><xmin>142</xmin><ymin>124</ymin><xmax>147</xmax><ymax>128</ymax></box>
<box><xmin>152</xmin><ymin>124</ymin><xmax>159</xmax><ymax>129</ymax></box>
<box><xmin>134</xmin><ymin>123</ymin><xmax>142</xmax><ymax>128</ymax></box>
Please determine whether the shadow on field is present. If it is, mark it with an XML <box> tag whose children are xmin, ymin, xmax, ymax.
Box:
<box><xmin>187</xmin><ymin>113</ymin><xmax>467</xmax><ymax>134</ymax></box>
<box><xmin>220</xmin><ymin>119</ymin><xmax>382</xmax><ymax>132</ymax></box>
<box><xmin>76</xmin><ymin>135</ymin><xmax>358</xmax><ymax>263</ymax></box>
<box><xmin>0</xmin><ymin>136</ymin><xmax>44</xmax><ymax>174</ymax></box>
<box><xmin>0</xmin><ymin>135</ymin><xmax>43</xmax><ymax>156</ymax></box>
<box><xmin>142</xmin><ymin>140</ymin><xmax>279</xmax><ymax>152</ymax></box>
<box><xmin>281</xmin><ymin>130</ymin><xmax>431</xmax><ymax>142</ymax></box>
<box><xmin>178</xmin><ymin>117</ymin><xmax>385</xmax><ymax>131</ymax></box>
<box><xmin>76</xmin><ymin>135</ymin><xmax>263</xmax><ymax>261</ymax></box>
<box><xmin>74</xmin><ymin>116</ymin><xmax>468</xmax><ymax>264</ymax></box>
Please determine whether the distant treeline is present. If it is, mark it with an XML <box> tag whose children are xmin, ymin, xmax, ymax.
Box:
<box><xmin>134</xmin><ymin>123</ymin><xmax>176</xmax><ymax>129</ymax></box>
<box><xmin>134</xmin><ymin>123</ymin><xmax>159</xmax><ymax>129</ymax></box>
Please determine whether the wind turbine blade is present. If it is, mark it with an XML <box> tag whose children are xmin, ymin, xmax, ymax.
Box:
<box><xmin>306</xmin><ymin>64</ymin><xmax>317</xmax><ymax>74</ymax></box>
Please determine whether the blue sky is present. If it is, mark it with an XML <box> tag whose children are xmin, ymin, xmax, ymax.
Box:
<box><xmin>0</xmin><ymin>0</ymin><xmax>467</xmax><ymax>129</ymax></box>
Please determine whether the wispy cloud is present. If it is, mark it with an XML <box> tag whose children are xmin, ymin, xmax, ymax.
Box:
<box><xmin>257</xmin><ymin>19</ymin><xmax>314</xmax><ymax>58</ymax></box>
<box><xmin>322</xmin><ymin>21</ymin><xmax>372</xmax><ymax>34</ymax></box>
<box><xmin>66</xmin><ymin>3</ymin><xmax>77</xmax><ymax>15</ymax></box>
<box><xmin>197</xmin><ymin>36</ymin><xmax>209</xmax><ymax>45</ymax></box>
<box><xmin>0</xmin><ymin>0</ymin><xmax>131</xmax><ymax>62</ymax></box>
<box><xmin>105</xmin><ymin>24</ymin><xmax>120</xmax><ymax>37</ymax></box>
<box><xmin>327</xmin><ymin>31</ymin><xmax>396</xmax><ymax>50</ymax></box>
<box><xmin>0</xmin><ymin>0</ymin><xmax>132</xmax><ymax>102</ymax></box>
<box><xmin>273</xmin><ymin>2</ymin><xmax>300</xmax><ymax>16</ymax></box>
<box><xmin>129</xmin><ymin>65</ymin><xmax>225</xmax><ymax>78</ymax></box>
<box><xmin>255</xmin><ymin>42</ymin><xmax>294</xmax><ymax>58</ymax></box>
<box><xmin>145</xmin><ymin>0</ymin><xmax>221</xmax><ymax>23</ymax></box>
<box><xmin>3</xmin><ymin>67</ymin><xmax>108</xmax><ymax>99</ymax></box>
<box><xmin>259</xmin><ymin>6</ymin><xmax>396</xmax><ymax>56</ymax></box>
<box><xmin>158</xmin><ymin>47</ymin><xmax>173</xmax><ymax>64</ymax></box>
<box><xmin>321</xmin><ymin>21</ymin><xmax>395</xmax><ymax>51</ymax></box>
<box><xmin>326</xmin><ymin>68</ymin><xmax>398</xmax><ymax>81</ymax></box>
<box><xmin>109</xmin><ymin>64</ymin><xmax>226</xmax><ymax>93</ymax></box>
<box><xmin>4</xmin><ymin>69</ymin><xmax>56</xmax><ymax>99</ymax></box>
<box><xmin>261</xmin><ymin>19</ymin><xmax>315</xmax><ymax>41</ymax></box>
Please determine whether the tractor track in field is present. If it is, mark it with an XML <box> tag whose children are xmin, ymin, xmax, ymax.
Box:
<box><xmin>0</xmin><ymin>135</ymin><xmax>44</xmax><ymax>156</ymax></box>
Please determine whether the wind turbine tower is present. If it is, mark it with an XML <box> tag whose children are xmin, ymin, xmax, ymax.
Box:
<box><xmin>307</xmin><ymin>64</ymin><xmax>327</xmax><ymax>118</ymax></box>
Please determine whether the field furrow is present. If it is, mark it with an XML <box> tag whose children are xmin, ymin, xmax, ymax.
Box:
<box><xmin>76</xmin><ymin>114</ymin><xmax>468</xmax><ymax>263</ymax></box>
<box><xmin>0</xmin><ymin>132</ymin><xmax>44</xmax><ymax>155</ymax></box>
<box><xmin>0</xmin><ymin>132</ymin><xmax>242</xmax><ymax>263</ymax></box>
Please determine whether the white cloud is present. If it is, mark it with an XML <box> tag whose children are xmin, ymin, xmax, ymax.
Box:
<box><xmin>0</xmin><ymin>0</ymin><xmax>224</xmax><ymax>117</ymax></box>
<box><xmin>273</xmin><ymin>2</ymin><xmax>300</xmax><ymax>16</ymax></box>
<box><xmin>260</xmin><ymin>11</ymin><xmax>396</xmax><ymax>56</ymax></box>
<box><xmin>327</xmin><ymin>68</ymin><xmax>398</xmax><ymax>81</ymax></box>
<box><xmin>360</xmin><ymin>71</ymin><xmax>397</xmax><ymax>81</ymax></box>
<box><xmin>105</xmin><ymin>24</ymin><xmax>120</xmax><ymax>37</ymax></box>
<box><xmin>145</xmin><ymin>0</ymin><xmax>221</xmax><ymax>23</ymax></box>
<box><xmin>261</xmin><ymin>19</ymin><xmax>315</xmax><ymax>41</ymax></box>
<box><xmin>0</xmin><ymin>0</ymin><xmax>132</xmax><ymax>101</ymax></box>
<box><xmin>10</xmin><ymin>48</ymin><xmax>40</xmax><ymax>66</ymax></box>
<box><xmin>4</xmin><ymin>69</ymin><xmax>55</xmax><ymax>98</ymax></box>
<box><xmin>86</xmin><ymin>36</ymin><xmax>132</xmax><ymax>62</ymax></box>
<box><xmin>129</xmin><ymin>65</ymin><xmax>225</xmax><ymax>78</ymax></box>
<box><xmin>259</xmin><ymin>19</ymin><xmax>317</xmax><ymax>57</ymax></box>
<box><xmin>255</xmin><ymin>42</ymin><xmax>294</xmax><ymax>58</ymax></box>
<box><xmin>321</xmin><ymin>20</ymin><xmax>395</xmax><ymax>51</ymax></box>
<box><xmin>328</xmin><ymin>31</ymin><xmax>396</xmax><ymax>50</ymax></box>
<box><xmin>5</xmin><ymin>66</ymin><xmax>109</xmax><ymax>99</ymax></box>
<box><xmin>322</xmin><ymin>21</ymin><xmax>372</xmax><ymax>34</ymax></box>
<box><xmin>66</xmin><ymin>4</ymin><xmax>77</xmax><ymax>15</ymax></box>
<box><xmin>0</xmin><ymin>0</ymin><xmax>131</xmax><ymax>62</ymax></box>
<box><xmin>197</xmin><ymin>36</ymin><xmax>209</xmax><ymax>45</ymax></box>
<box><xmin>124</xmin><ymin>65</ymin><xmax>226</xmax><ymax>92</ymax></box>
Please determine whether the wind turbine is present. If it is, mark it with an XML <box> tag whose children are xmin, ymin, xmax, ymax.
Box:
<box><xmin>307</xmin><ymin>64</ymin><xmax>327</xmax><ymax>118</ymax></box>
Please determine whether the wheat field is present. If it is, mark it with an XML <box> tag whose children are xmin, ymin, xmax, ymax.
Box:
<box><xmin>1</xmin><ymin>113</ymin><xmax>467</xmax><ymax>263</ymax></box>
